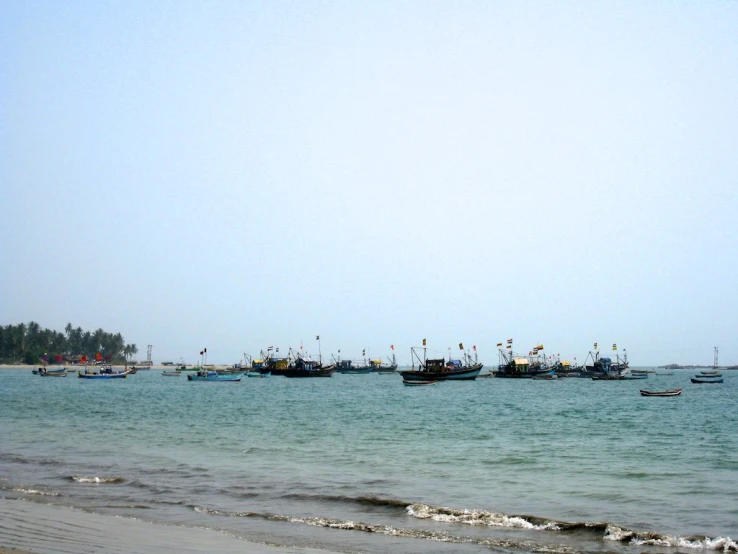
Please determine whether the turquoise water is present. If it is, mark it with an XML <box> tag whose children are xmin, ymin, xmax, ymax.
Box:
<box><xmin>1</xmin><ymin>368</ymin><xmax>737</xmax><ymax>553</ymax></box>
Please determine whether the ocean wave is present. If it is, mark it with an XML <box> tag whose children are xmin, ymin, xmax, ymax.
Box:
<box><xmin>605</xmin><ymin>525</ymin><xmax>738</xmax><ymax>551</ymax></box>
<box><xmin>189</xmin><ymin>505</ymin><xmax>579</xmax><ymax>553</ymax></box>
<box><xmin>407</xmin><ymin>503</ymin><xmax>560</xmax><ymax>530</ymax></box>
<box><xmin>409</xmin><ymin>502</ymin><xmax>738</xmax><ymax>551</ymax></box>
<box><xmin>13</xmin><ymin>487</ymin><xmax>61</xmax><ymax>497</ymax></box>
<box><xmin>278</xmin><ymin>492</ymin><xmax>409</xmax><ymax>510</ymax></box>
<box><xmin>70</xmin><ymin>475</ymin><xmax>125</xmax><ymax>484</ymax></box>
<box><xmin>189</xmin><ymin>500</ymin><xmax>736</xmax><ymax>552</ymax></box>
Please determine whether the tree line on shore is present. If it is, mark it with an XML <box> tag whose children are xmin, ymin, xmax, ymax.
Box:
<box><xmin>0</xmin><ymin>322</ymin><xmax>138</xmax><ymax>365</ymax></box>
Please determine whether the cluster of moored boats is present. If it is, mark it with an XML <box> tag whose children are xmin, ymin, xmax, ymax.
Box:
<box><xmin>31</xmin><ymin>343</ymin><xmax>729</xmax><ymax>392</ymax></box>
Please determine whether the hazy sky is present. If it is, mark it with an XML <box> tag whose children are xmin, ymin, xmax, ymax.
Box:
<box><xmin>2</xmin><ymin>1</ymin><xmax>737</xmax><ymax>366</ymax></box>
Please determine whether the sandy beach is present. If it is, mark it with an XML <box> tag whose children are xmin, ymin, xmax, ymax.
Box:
<box><xmin>0</xmin><ymin>499</ymin><xmax>334</xmax><ymax>554</ymax></box>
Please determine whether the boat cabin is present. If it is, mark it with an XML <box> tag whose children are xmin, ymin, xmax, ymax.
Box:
<box><xmin>424</xmin><ymin>358</ymin><xmax>448</xmax><ymax>371</ymax></box>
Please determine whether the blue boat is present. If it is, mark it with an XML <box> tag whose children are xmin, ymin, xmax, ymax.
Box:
<box><xmin>187</xmin><ymin>370</ymin><xmax>243</xmax><ymax>382</ymax></box>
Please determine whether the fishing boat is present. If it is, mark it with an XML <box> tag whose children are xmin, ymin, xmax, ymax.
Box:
<box><xmin>78</xmin><ymin>367</ymin><xmax>132</xmax><ymax>379</ymax></box>
<box><xmin>640</xmin><ymin>388</ymin><xmax>682</xmax><ymax>397</ymax></box>
<box><xmin>691</xmin><ymin>347</ymin><xmax>724</xmax><ymax>384</ymax></box>
<box><xmin>33</xmin><ymin>366</ymin><xmax>68</xmax><ymax>376</ymax></box>
<box><xmin>244</xmin><ymin>356</ymin><xmax>272</xmax><ymax>377</ymax></box>
<box><xmin>187</xmin><ymin>370</ymin><xmax>243</xmax><ymax>382</ymax></box>
<box><xmin>492</xmin><ymin>341</ymin><xmax>553</xmax><ymax>379</ymax></box>
<box><xmin>162</xmin><ymin>370</ymin><xmax>181</xmax><ymax>377</ymax></box>
<box><xmin>247</xmin><ymin>370</ymin><xmax>270</xmax><ymax>378</ymax></box>
<box><xmin>690</xmin><ymin>377</ymin><xmax>724</xmax><ymax>384</ymax></box>
<box><xmin>582</xmin><ymin>346</ymin><xmax>629</xmax><ymax>380</ymax></box>
<box><xmin>624</xmin><ymin>369</ymin><xmax>649</xmax><ymax>380</ymax></box>
<box><xmin>403</xmin><ymin>380</ymin><xmax>438</xmax><ymax>386</ymax></box>
<box><xmin>36</xmin><ymin>368</ymin><xmax>68</xmax><ymax>377</ymax></box>
<box><xmin>532</xmin><ymin>373</ymin><xmax>559</xmax><ymax>380</ymax></box>
<box><xmin>399</xmin><ymin>344</ymin><xmax>483</xmax><ymax>383</ymax></box>
<box><xmin>281</xmin><ymin>349</ymin><xmax>335</xmax><ymax>378</ymax></box>
<box><xmin>258</xmin><ymin>348</ymin><xmax>291</xmax><ymax>376</ymax></box>
<box><xmin>335</xmin><ymin>359</ymin><xmax>373</xmax><ymax>374</ymax></box>
<box><xmin>699</xmin><ymin>370</ymin><xmax>722</xmax><ymax>377</ymax></box>
<box><xmin>371</xmin><ymin>351</ymin><xmax>399</xmax><ymax>373</ymax></box>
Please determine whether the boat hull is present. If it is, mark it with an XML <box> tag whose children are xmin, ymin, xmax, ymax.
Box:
<box><xmin>493</xmin><ymin>367</ymin><xmax>554</xmax><ymax>379</ymax></box>
<box><xmin>337</xmin><ymin>367</ymin><xmax>373</xmax><ymax>374</ymax></box>
<box><xmin>399</xmin><ymin>364</ymin><xmax>483</xmax><ymax>382</ymax></box>
<box><xmin>187</xmin><ymin>373</ymin><xmax>243</xmax><ymax>382</ymax></box>
<box><xmin>640</xmin><ymin>388</ymin><xmax>682</xmax><ymax>396</ymax></box>
<box><xmin>690</xmin><ymin>377</ymin><xmax>724</xmax><ymax>384</ymax></box>
<box><xmin>282</xmin><ymin>367</ymin><xmax>334</xmax><ymax>378</ymax></box>
<box><xmin>78</xmin><ymin>370</ymin><xmax>131</xmax><ymax>379</ymax></box>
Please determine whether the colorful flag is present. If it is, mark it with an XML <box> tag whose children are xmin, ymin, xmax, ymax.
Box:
<box><xmin>267</xmin><ymin>346</ymin><xmax>274</xmax><ymax>351</ymax></box>
<box><xmin>276</xmin><ymin>347</ymin><xmax>279</xmax><ymax>352</ymax></box>
<box><xmin>458</xmin><ymin>343</ymin><xmax>464</xmax><ymax>350</ymax></box>
<box><xmin>536</xmin><ymin>344</ymin><xmax>544</xmax><ymax>350</ymax></box>
<box><xmin>316</xmin><ymin>335</ymin><xmax>320</xmax><ymax>340</ymax></box>
<box><xmin>507</xmin><ymin>338</ymin><xmax>513</xmax><ymax>344</ymax></box>
<box><xmin>200</xmin><ymin>350</ymin><xmax>204</xmax><ymax>356</ymax></box>
<box><xmin>422</xmin><ymin>338</ymin><xmax>426</xmax><ymax>346</ymax></box>
<box><xmin>612</xmin><ymin>343</ymin><xmax>617</xmax><ymax>351</ymax></box>
<box><xmin>506</xmin><ymin>344</ymin><xmax>512</xmax><ymax>349</ymax></box>
<box><xmin>390</xmin><ymin>345</ymin><xmax>394</xmax><ymax>350</ymax></box>
<box><xmin>362</xmin><ymin>349</ymin><xmax>366</xmax><ymax>356</ymax></box>
<box><xmin>594</xmin><ymin>342</ymin><xmax>598</xmax><ymax>350</ymax></box>
<box><xmin>473</xmin><ymin>345</ymin><xmax>477</xmax><ymax>351</ymax></box>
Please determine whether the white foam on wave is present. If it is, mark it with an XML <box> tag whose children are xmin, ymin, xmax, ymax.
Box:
<box><xmin>72</xmin><ymin>475</ymin><xmax>123</xmax><ymax>484</ymax></box>
<box><xmin>604</xmin><ymin>525</ymin><xmax>737</xmax><ymax>552</ymax></box>
<box><xmin>14</xmin><ymin>488</ymin><xmax>60</xmax><ymax>496</ymax></box>
<box><xmin>407</xmin><ymin>503</ymin><xmax>559</xmax><ymax>530</ymax></box>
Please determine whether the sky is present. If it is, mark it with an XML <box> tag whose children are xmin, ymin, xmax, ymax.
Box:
<box><xmin>2</xmin><ymin>1</ymin><xmax>737</xmax><ymax>366</ymax></box>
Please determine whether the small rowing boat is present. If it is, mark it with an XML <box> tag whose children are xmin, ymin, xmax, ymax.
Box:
<box><xmin>690</xmin><ymin>377</ymin><xmax>723</xmax><ymax>384</ymax></box>
<box><xmin>640</xmin><ymin>388</ymin><xmax>682</xmax><ymax>397</ymax></box>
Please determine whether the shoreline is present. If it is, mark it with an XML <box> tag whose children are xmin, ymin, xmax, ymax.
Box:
<box><xmin>0</xmin><ymin>499</ymin><xmax>332</xmax><ymax>554</ymax></box>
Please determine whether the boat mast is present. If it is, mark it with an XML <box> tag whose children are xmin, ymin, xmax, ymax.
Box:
<box><xmin>714</xmin><ymin>346</ymin><xmax>719</xmax><ymax>369</ymax></box>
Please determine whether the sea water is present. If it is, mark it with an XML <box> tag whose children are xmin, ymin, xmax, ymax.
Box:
<box><xmin>1</xmin><ymin>368</ymin><xmax>736</xmax><ymax>553</ymax></box>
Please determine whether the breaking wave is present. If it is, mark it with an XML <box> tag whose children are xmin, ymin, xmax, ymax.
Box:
<box><xmin>70</xmin><ymin>475</ymin><xmax>126</xmax><ymax>484</ymax></box>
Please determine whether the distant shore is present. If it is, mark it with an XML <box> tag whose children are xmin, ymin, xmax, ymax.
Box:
<box><xmin>0</xmin><ymin>364</ymin><xmax>232</xmax><ymax>371</ymax></box>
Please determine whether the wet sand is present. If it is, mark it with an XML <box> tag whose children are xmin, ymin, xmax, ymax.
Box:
<box><xmin>0</xmin><ymin>499</ymin><xmax>331</xmax><ymax>554</ymax></box>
